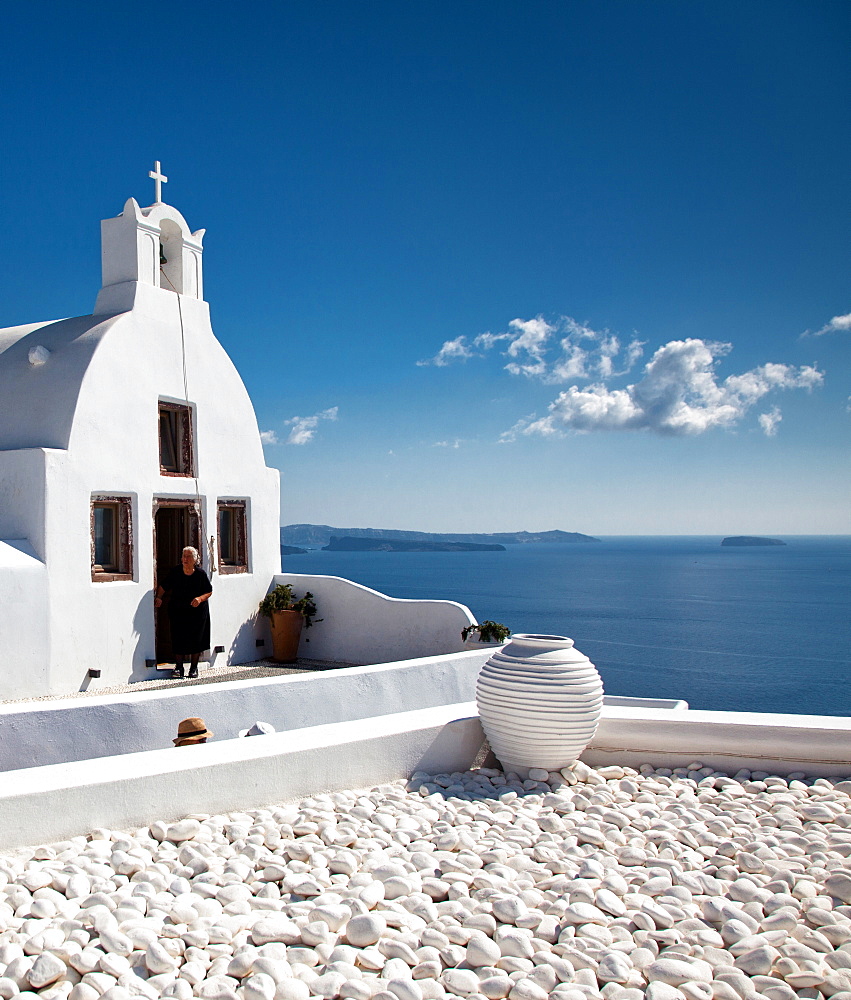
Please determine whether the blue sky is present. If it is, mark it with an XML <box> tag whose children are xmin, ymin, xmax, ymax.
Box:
<box><xmin>1</xmin><ymin>1</ymin><xmax>848</xmax><ymax>534</ymax></box>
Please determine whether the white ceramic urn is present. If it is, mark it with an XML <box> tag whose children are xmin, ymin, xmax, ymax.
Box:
<box><xmin>476</xmin><ymin>633</ymin><xmax>604</xmax><ymax>776</ymax></box>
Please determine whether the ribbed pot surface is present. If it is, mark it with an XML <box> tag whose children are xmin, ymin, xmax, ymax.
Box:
<box><xmin>476</xmin><ymin>633</ymin><xmax>603</xmax><ymax>774</ymax></box>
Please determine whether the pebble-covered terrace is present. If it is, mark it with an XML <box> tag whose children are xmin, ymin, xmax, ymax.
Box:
<box><xmin>1</xmin><ymin>756</ymin><xmax>850</xmax><ymax>1000</ymax></box>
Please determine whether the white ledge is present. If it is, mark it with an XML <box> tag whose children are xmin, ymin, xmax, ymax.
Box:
<box><xmin>585</xmin><ymin>705</ymin><xmax>851</xmax><ymax>776</ymax></box>
<box><xmin>0</xmin><ymin>703</ymin><xmax>484</xmax><ymax>850</ymax></box>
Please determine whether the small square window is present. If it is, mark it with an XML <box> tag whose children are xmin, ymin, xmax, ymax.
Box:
<box><xmin>92</xmin><ymin>498</ymin><xmax>133</xmax><ymax>581</ymax></box>
<box><xmin>218</xmin><ymin>501</ymin><xmax>248</xmax><ymax>574</ymax></box>
<box><xmin>159</xmin><ymin>402</ymin><xmax>194</xmax><ymax>476</ymax></box>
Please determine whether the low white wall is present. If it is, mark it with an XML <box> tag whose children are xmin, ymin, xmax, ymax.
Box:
<box><xmin>0</xmin><ymin>650</ymin><xmax>489</xmax><ymax>772</ymax></box>
<box><xmin>583</xmin><ymin>705</ymin><xmax>851</xmax><ymax>778</ymax></box>
<box><xmin>0</xmin><ymin>704</ymin><xmax>485</xmax><ymax>850</ymax></box>
<box><xmin>271</xmin><ymin>573</ymin><xmax>476</xmax><ymax>664</ymax></box>
<box><xmin>2</xmin><ymin>696</ymin><xmax>850</xmax><ymax>850</ymax></box>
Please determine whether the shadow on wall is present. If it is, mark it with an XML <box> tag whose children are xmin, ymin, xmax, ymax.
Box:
<box><xmin>129</xmin><ymin>593</ymin><xmax>155</xmax><ymax>683</ymax></box>
<box><xmin>230</xmin><ymin>614</ymin><xmax>263</xmax><ymax>665</ymax></box>
<box><xmin>415</xmin><ymin>716</ymin><xmax>488</xmax><ymax>775</ymax></box>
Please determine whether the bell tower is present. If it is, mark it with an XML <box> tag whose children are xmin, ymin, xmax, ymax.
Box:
<box><xmin>95</xmin><ymin>162</ymin><xmax>206</xmax><ymax>314</ymax></box>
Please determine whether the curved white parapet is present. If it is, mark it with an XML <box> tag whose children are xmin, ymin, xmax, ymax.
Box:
<box><xmin>273</xmin><ymin>573</ymin><xmax>476</xmax><ymax>664</ymax></box>
<box><xmin>477</xmin><ymin>633</ymin><xmax>604</xmax><ymax>774</ymax></box>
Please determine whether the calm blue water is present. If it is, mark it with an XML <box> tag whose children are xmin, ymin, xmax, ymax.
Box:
<box><xmin>283</xmin><ymin>537</ymin><xmax>851</xmax><ymax>717</ymax></box>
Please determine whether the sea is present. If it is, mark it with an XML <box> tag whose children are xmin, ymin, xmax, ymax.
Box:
<box><xmin>282</xmin><ymin>536</ymin><xmax>851</xmax><ymax>719</ymax></box>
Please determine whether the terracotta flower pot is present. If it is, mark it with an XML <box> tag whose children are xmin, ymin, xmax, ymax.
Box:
<box><xmin>476</xmin><ymin>633</ymin><xmax>603</xmax><ymax>776</ymax></box>
<box><xmin>463</xmin><ymin>636</ymin><xmax>509</xmax><ymax>651</ymax></box>
<box><xmin>269</xmin><ymin>609</ymin><xmax>303</xmax><ymax>663</ymax></box>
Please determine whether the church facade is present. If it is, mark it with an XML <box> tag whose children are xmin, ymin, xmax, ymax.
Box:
<box><xmin>0</xmin><ymin>176</ymin><xmax>281</xmax><ymax>700</ymax></box>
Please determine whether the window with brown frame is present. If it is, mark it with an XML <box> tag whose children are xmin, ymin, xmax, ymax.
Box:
<box><xmin>91</xmin><ymin>497</ymin><xmax>133</xmax><ymax>581</ymax></box>
<box><xmin>159</xmin><ymin>402</ymin><xmax>194</xmax><ymax>476</ymax></box>
<box><xmin>218</xmin><ymin>501</ymin><xmax>248</xmax><ymax>574</ymax></box>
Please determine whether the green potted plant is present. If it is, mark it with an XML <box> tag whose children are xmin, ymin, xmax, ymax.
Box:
<box><xmin>461</xmin><ymin>620</ymin><xmax>511</xmax><ymax>649</ymax></box>
<box><xmin>259</xmin><ymin>584</ymin><xmax>321</xmax><ymax>663</ymax></box>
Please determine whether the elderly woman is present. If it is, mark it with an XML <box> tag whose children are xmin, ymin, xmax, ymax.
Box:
<box><xmin>155</xmin><ymin>546</ymin><xmax>213</xmax><ymax>679</ymax></box>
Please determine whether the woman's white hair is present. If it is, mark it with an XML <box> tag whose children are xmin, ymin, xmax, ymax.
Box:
<box><xmin>182</xmin><ymin>546</ymin><xmax>200</xmax><ymax>565</ymax></box>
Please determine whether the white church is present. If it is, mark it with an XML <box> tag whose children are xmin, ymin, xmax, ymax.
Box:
<box><xmin>0</xmin><ymin>165</ymin><xmax>282</xmax><ymax>701</ymax></box>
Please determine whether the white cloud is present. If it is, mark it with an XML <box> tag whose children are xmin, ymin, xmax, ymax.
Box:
<box><xmin>420</xmin><ymin>314</ymin><xmax>821</xmax><ymax>441</ymax></box>
<box><xmin>507</xmin><ymin>339</ymin><xmax>822</xmax><ymax>438</ymax></box>
<box><xmin>419</xmin><ymin>314</ymin><xmax>646</xmax><ymax>383</ymax></box>
<box><xmin>804</xmin><ymin>312</ymin><xmax>851</xmax><ymax>337</ymax></box>
<box><xmin>623</xmin><ymin>338</ymin><xmax>646</xmax><ymax>371</ymax></box>
<box><xmin>562</xmin><ymin>317</ymin><xmax>601</xmax><ymax>341</ymax></box>
<box><xmin>549</xmin><ymin>342</ymin><xmax>590</xmax><ymax>382</ymax></box>
<box><xmin>758</xmin><ymin>407</ymin><xmax>782</xmax><ymax>437</ymax></box>
<box><xmin>473</xmin><ymin>331</ymin><xmax>511</xmax><ymax>350</ymax></box>
<box><xmin>504</xmin><ymin>318</ymin><xmax>556</xmax><ymax>377</ymax></box>
<box><xmin>505</xmin><ymin>317</ymin><xmax>555</xmax><ymax>356</ymax></box>
<box><xmin>259</xmin><ymin>429</ymin><xmax>279</xmax><ymax>445</ymax></box>
<box><xmin>433</xmin><ymin>439</ymin><xmax>462</xmax><ymax>449</ymax></box>
<box><xmin>597</xmin><ymin>335</ymin><xmax>620</xmax><ymax>378</ymax></box>
<box><xmin>285</xmin><ymin>406</ymin><xmax>339</xmax><ymax>445</ymax></box>
<box><xmin>417</xmin><ymin>336</ymin><xmax>475</xmax><ymax>366</ymax></box>
<box><xmin>506</xmin><ymin>316</ymin><xmax>646</xmax><ymax>383</ymax></box>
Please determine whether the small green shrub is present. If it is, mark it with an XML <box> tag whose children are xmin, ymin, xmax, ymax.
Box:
<box><xmin>259</xmin><ymin>584</ymin><xmax>322</xmax><ymax>629</ymax></box>
<box><xmin>461</xmin><ymin>620</ymin><xmax>511</xmax><ymax>643</ymax></box>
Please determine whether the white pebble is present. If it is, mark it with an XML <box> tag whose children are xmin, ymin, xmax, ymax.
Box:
<box><xmin>68</xmin><ymin>987</ymin><xmax>101</xmax><ymax>1000</ymax></box>
<box><xmin>466</xmin><ymin>933</ymin><xmax>501</xmax><ymax>968</ymax></box>
<box><xmin>252</xmin><ymin>919</ymin><xmax>303</xmax><ymax>946</ymax></box>
<box><xmin>277</xmin><ymin>983</ymin><xmax>311</xmax><ymax>1000</ymax></box>
<box><xmin>508</xmin><ymin>980</ymin><xmax>548</xmax><ymax>1000</ymax></box>
<box><xmin>386</xmin><ymin>980</ymin><xmax>424</xmax><ymax>1000</ymax></box>
<box><xmin>479</xmin><ymin>977</ymin><xmax>513</xmax><ymax>1000</ymax></box>
<box><xmin>441</xmin><ymin>968</ymin><xmax>480</xmax><ymax>994</ymax></box>
<box><xmin>164</xmin><ymin>819</ymin><xmax>201</xmax><ymax>843</ymax></box>
<box><xmin>646</xmin><ymin>960</ymin><xmax>713</xmax><ymax>986</ymax></box>
<box><xmin>597</xmin><ymin>953</ymin><xmax>634</xmax><ymax>984</ymax></box>
<box><xmin>346</xmin><ymin>914</ymin><xmax>386</xmax><ymax>947</ymax></box>
<box><xmin>27</xmin><ymin>953</ymin><xmax>68</xmax><ymax>990</ymax></box>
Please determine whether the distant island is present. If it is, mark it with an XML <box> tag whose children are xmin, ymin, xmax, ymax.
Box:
<box><xmin>721</xmin><ymin>536</ymin><xmax>786</xmax><ymax>547</ymax></box>
<box><xmin>280</xmin><ymin>545</ymin><xmax>308</xmax><ymax>555</ymax></box>
<box><xmin>323</xmin><ymin>536</ymin><xmax>505</xmax><ymax>553</ymax></box>
<box><xmin>281</xmin><ymin>524</ymin><xmax>600</xmax><ymax>548</ymax></box>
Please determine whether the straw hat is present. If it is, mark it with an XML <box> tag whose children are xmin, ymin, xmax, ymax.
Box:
<box><xmin>239</xmin><ymin>720</ymin><xmax>276</xmax><ymax>738</ymax></box>
<box><xmin>173</xmin><ymin>717</ymin><xmax>213</xmax><ymax>746</ymax></box>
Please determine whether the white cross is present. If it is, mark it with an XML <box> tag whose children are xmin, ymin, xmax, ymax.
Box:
<box><xmin>149</xmin><ymin>160</ymin><xmax>168</xmax><ymax>203</ymax></box>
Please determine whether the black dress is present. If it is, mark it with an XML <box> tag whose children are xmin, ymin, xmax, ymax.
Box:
<box><xmin>164</xmin><ymin>566</ymin><xmax>212</xmax><ymax>654</ymax></box>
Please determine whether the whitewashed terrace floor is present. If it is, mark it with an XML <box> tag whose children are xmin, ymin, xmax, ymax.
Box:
<box><xmin>0</xmin><ymin>657</ymin><xmax>356</xmax><ymax>705</ymax></box>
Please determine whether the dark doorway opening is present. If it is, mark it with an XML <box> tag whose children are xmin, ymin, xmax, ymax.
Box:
<box><xmin>154</xmin><ymin>501</ymin><xmax>200</xmax><ymax>664</ymax></box>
